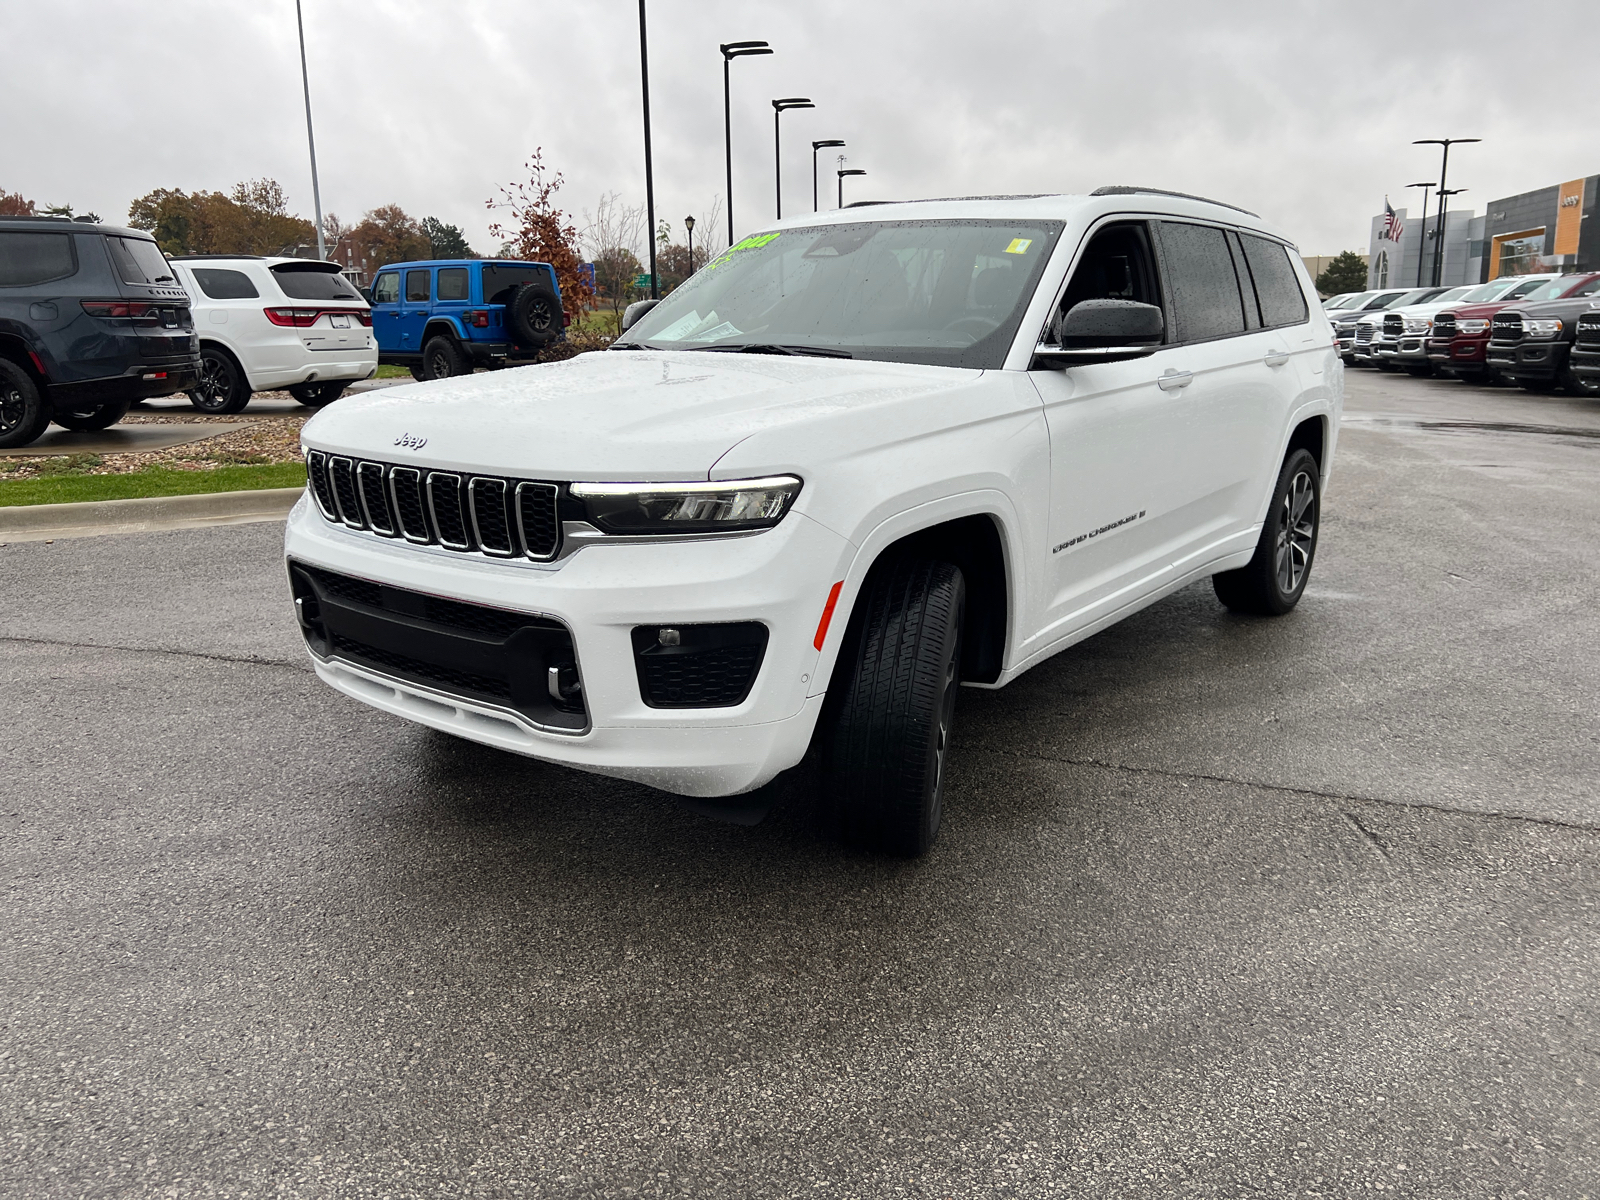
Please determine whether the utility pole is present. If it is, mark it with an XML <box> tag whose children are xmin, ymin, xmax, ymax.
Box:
<box><xmin>1406</xmin><ymin>181</ymin><xmax>1436</xmax><ymax>288</ymax></box>
<box><xmin>294</xmin><ymin>0</ymin><xmax>325</xmax><ymax>260</ymax></box>
<box><xmin>639</xmin><ymin>1</ymin><xmax>657</xmax><ymax>298</ymax></box>
<box><xmin>1414</xmin><ymin>138</ymin><xmax>1480</xmax><ymax>287</ymax></box>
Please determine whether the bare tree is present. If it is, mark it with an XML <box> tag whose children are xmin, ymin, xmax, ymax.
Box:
<box><xmin>583</xmin><ymin>192</ymin><xmax>648</xmax><ymax>327</ymax></box>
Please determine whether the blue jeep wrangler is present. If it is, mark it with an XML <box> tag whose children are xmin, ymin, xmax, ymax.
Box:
<box><xmin>369</xmin><ymin>259</ymin><xmax>563</xmax><ymax>380</ymax></box>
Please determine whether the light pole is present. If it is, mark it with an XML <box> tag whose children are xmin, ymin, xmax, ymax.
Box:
<box><xmin>772</xmin><ymin>98</ymin><xmax>814</xmax><ymax>219</ymax></box>
<box><xmin>1406</xmin><ymin>181</ymin><xmax>1436</xmax><ymax>287</ymax></box>
<box><xmin>1414</xmin><ymin>138</ymin><xmax>1480</xmax><ymax>286</ymax></box>
<box><xmin>812</xmin><ymin>140</ymin><xmax>844</xmax><ymax>212</ymax></box>
<box><xmin>837</xmin><ymin>167</ymin><xmax>866</xmax><ymax>209</ymax></box>
<box><xmin>638</xmin><ymin>2</ymin><xmax>659</xmax><ymax>298</ymax></box>
<box><xmin>721</xmin><ymin>41</ymin><xmax>772</xmax><ymax>246</ymax></box>
<box><xmin>294</xmin><ymin>0</ymin><xmax>325</xmax><ymax>261</ymax></box>
<box><xmin>1434</xmin><ymin>188</ymin><xmax>1468</xmax><ymax>285</ymax></box>
<box><xmin>684</xmin><ymin>214</ymin><xmax>695</xmax><ymax>275</ymax></box>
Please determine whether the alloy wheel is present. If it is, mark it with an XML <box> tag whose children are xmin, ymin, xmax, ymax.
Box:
<box><xmin>194</xmin><ymin>356</ymin><xmax>231</xmax><ymax>409</ymax></box>
<box><xmin>929</xmin><ymin>650</ymin><xmax>960</xmax><ymax>831</ymax></box>
<box><xmin>0</xmin><ymin>384</ymin><xmax>24</xmax><ymax>434</ymax></box>
<box><xmin>1274</xmin><ymin>470</ymin><xmax>1316</xmax><ymax>594</ymax></box>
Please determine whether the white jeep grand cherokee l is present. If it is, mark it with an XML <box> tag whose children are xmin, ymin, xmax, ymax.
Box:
<box><xmin>286</xmin><ymin>189</ymin><xmax>1340</xmax><ymax>856</ymax></box>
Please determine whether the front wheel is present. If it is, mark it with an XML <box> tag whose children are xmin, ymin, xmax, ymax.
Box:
<box><xmin>820</xmin><ymin>559</ymin><xmax>966</xmax><ymax>857</ymax></box>
<box><xmin>53</xmin><ymin>397</ymin><xmax>132</xmax><ymax>431</ymax></box>
<box><xmin>187</xmin><ymin>347</ymin><xmax>251</xmax><ymax>414</ymax></box>
<box><xmin>0</xmin><ymin>358</ymin><xmax>50</xmax><ymax>449</ymax></box>
<box><xmin>1213</xmin><ymin>448</ymin><xmax>1321</xmax><ymax>616</ymax></box>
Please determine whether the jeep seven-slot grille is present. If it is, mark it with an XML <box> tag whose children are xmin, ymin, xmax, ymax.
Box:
<box><xmin>305</xmin><ymin>450</ymin><xmax>562</xmax><ymax>561</ymax></box>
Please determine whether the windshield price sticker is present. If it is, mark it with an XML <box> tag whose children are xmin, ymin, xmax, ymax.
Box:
<box><xmin>1004</xmin><ymin>238</ymin><xmax>1033</xmax><ymax>255</ymax></box>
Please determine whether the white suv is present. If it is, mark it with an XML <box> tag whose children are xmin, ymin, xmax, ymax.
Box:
<box><xmin>286</xmin><ymin>189</ymin><xmax>1340</xmax><ymax>856</ymax></box>
<box><xmin>169</xmin><ymin>256</ymin><xmax>377</xmax><ymax>412</ymax></box>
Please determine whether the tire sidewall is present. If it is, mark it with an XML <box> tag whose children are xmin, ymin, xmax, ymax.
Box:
<box><xmin>1266</xmin><ymin>449</ymin><xmax>1321</xmax><ymax>612</ymax></box>
<box><xmin>511</xmin><ymin>285</ymin><xmax>559</xmax><ymax>347</ymax></box>
<box><xmin>189</xmin><ymin>348</ymin><xmax>247</xmax><ymax>414</ymax></box>
<box><xmin>0</xmin><ymin>358</ymin><xmax>47</xmax><ymax>448</ymax></box>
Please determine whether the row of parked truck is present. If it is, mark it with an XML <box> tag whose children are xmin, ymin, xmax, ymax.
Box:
<box><xmin>0</xmin><ymin>213</ymin><xmax>565</xmax><ymax>447</ymax></box>
<box><xmin>1324</xmin><ymin>273</ymin><xmax>1600</xmax><ymax>394</ymax></box>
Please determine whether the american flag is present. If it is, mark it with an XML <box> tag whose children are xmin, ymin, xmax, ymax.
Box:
<box><xmin>1382</xmin><ymin>198</ymin><xmax>1404</xmax><ymax>242</ymax></box>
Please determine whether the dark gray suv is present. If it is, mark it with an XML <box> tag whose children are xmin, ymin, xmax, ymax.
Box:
<box><xmin>0</xmin><ymin>216</ymin><xmax>200</xmax><ymax>448</ymax></box>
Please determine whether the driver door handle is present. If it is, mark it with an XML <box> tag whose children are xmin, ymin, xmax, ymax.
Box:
<box><xmin>1263</xmin><ymin>349</ymin><xmax>1290</xmax><ymax>367</ymax></box>
<box><xmin>1157</xmin><ymin>368</ymin><xmax>1193</xmax><ymax>391</ymax></box>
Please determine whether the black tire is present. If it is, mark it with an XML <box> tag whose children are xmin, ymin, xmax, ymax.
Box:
<box><xmin>1406</xmin><ymin>363</ymin><xmax>1434</xmax><ymax>377</ymax></box>
<box><xmin>0</xmin><ymin>358</ymin><xmax>50</xmax><ymax>449</ymax></box>
<box><xmin>508</xmin><ymin>283</ymin><xmax>561</xmax><ymax>347</ymax></box>
<box><xmin>820</xmin><ymin>559</ymin><xmax>966</xmax><ymax>857</ymax></box>
<box><xmin>288</xmin><ymin>381</ymin><xmax>349</xmax><ymax>407</ymax></box>
<box><xmin>52</xmin><ymin>397</ymin><xmax>132</xmax><ymax>432</ymax></box>
<box><xmin>1519</xmin><ymin>378</ymin><xmax>1558</xmax><ymax>393</ymax></box>
<box><xmin>421</xmin><ymin>336</ymin><xmax>468</xmax><ymax>380</ymax></box>
<box><xmin>409</xmin><ymin>365</ymin><xmax>427</xmax><ymax>382</ymax></box>
<box><xmin>1213</xmin><ymin>448</ymin><xmax>1321</xmax><ymax>616</ymax></box>
<box><xmin>187</xmin><ymin>346</ymin><xmax>251</xmax><ymax>414</ymax></box>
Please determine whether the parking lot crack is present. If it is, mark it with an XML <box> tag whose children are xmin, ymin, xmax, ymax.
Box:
<box><xmin>1342</xmin><ymin>811</ymin><xmax>1392</xmax><ymax>859</ymax></box>
<box><xmin>0</xmin><ymin>634</ymin><xmax>308</xmax><ymax>673</ymax></box>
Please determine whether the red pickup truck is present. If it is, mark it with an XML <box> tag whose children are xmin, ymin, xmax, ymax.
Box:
<box><xmin>1426</xmin><ymin>275</ymin><xmax>1583</xmax><ymax>380</ymax></box>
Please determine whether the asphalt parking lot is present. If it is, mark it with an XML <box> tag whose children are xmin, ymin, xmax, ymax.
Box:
<box><xmin>3</xmin><ymin>368</ymin><xmax>1598</xmax><ymax>1199</ymax></box>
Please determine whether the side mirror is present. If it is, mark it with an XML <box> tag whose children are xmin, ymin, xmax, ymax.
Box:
<box><xmin>620</xmin><ymin>298</ymin><xmax>659</xmax><ymax>333</ymax></box>
<box><xmin>1035</xmin><ymin>298</ymin><xmax>1163</xmax><ymax>366</ymax></box>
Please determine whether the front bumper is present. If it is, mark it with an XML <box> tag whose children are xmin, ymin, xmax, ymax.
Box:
<box><xmin>283</xmin><ymin>494</ymin><xmax>852</xmax><ymax>797</ymax></box>
<box><xmin>1427</xmin><ymin>335</ymin><xmax>1491</xmax><ymax>375</ymax></box>
<box><xmin>1485</xmin><ymin>339</ymin><xmax>1567</xmax><ymax>381</ymax></box>
<box><xmin>1376</xmin><ymin>335</ymin><xmax>1429</xmax><ymax>363</ymax></box>
<box><xmin>1569</xmin><ymin>346</ymin><xmax>1600</xmax><ymax>381</ymax></box>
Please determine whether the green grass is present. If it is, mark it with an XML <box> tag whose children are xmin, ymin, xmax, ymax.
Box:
<box><xmin>0</xmin><ymin>461</ymin><xmax>306</xmax><ymax>508</ymax></box>
<box><xmin>373</xmin><ymin>363</ymin><xmax>414</xmax><ymax>379</ymax></box>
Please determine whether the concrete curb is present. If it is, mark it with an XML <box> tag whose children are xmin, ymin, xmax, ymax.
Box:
<box><xmin>0</xmin><ymin>487</ymin><xmax>304</xmax><ymax>543</ymax></box>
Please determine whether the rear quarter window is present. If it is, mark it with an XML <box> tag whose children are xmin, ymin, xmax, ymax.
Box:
<box><xmin>192</xmin><ymin>268</ymin><xmax>260</xmax><ymax>300</ymax></box>
<box><xmin>108</xmin><ymin>236</ymin><xmax>175</xmax><ymax>285</ymax></box>
<box><xmin>272</xmin><ymin>265</ymin><xmax>364</xmax><ymax>301</ymax></box>
<box><xmin>1239</xmin><ymin>235</ymin><xmax>1309</xmax><ymax>328</ymax></box>
<box><xmin>0</xmin><ymin>231</ymin><xmax>77</xmax><ymax>287</ymax></box>
<box><xmin>437</xmin><ymin>267</ymin><xmax>469</xmax><ymax>301</ymax></box>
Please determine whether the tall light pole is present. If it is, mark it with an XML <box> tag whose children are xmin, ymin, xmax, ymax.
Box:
<box><xmin>721</xmin><ymin>41</ymin><xmax>772</xmax><ymax>246</ymax></box>
<box><xmin>838</xmin><ymin>167</ymin><xmax>866</xmax><ymax>209</ymax></box>
<box><xmin>1414</xmin><ymin>138</ymin><xmax>1480</xmax><ymax>286</ymax></box>
<box><xmin>772</xmin><ymin>98</ymin><xmax>814</xmax><ymax>219</ymax></box>
<box><xmin>1435</xmin><ymin>188</ymin><xmax>1468</xmax><ymax>285</ymax></box>
<box><xmin>812</xmin><ymin>140</ymin><xmax>844</xmax><ymax>212</ymax></box>
<box><xmin>637</xmin><ymin>2</ymin><xmax>658</xmax><ymax>298</ymax></box>
<box><xmin>1406</xmin><ymin>181</ymin><xmax>1436</xmax><ymax>288</ymax></box>
<box><xmin>684</xmin><ymin>214</ymin><xmax>695</xmax><ymax>275</ymax></box>
<box><xmin>294</xmin><ymin>0</ymin><xmax>325</xmax><ymax>261</ymax></box>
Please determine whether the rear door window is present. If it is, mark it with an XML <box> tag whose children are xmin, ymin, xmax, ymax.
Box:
<box><xmin>405</xmin><ymin>269</ymin><xmax>432</xmax><ymax>302</ymax></box>
<box><xmin>107</xmin><ymin>236</ymin><xmax>176</xmax><ymax>285</ymax></box>
<box><xmin>272</xmin><ymin>264</ymin><xmax>364</xmax><ymax>301</ymax></box>
<box><xmin>192</xmin><ymin>268</ymin><xmax>260</xmax><ymax>299</ymax></box>
<box><xmin>437</xmin><ymin>267</ymin><xmax>469</xmax><ymax>301</ymax></box>
<box><xmin>372</xmin><ymin>272</ymin><xmax>400</xmax><ymax>304</ymax></box>
<box><xmin>1238</xmin><ymin>234</ymin><xmax>1309</xmax><ymax>328</ymax></box>
<box><xmin>0</xmin><ymin>231</ymin><xmax>77</xmax><ymax>286</ymax></box>
<box><xmin>1156</xmin><ymin>221</ymin><xmax>1246</xmax><ymax>343</ymax></box>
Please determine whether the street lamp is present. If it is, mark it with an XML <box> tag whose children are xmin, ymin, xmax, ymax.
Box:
<box><xmin>1406</xmin><ymin>181</ymin><xmax>1436</xmax><ymax>287</ymax></box>
<box><xmin>1413</xmin><ymin>138</ymin><xmax>1480</xmax><ymax>286</ymax></box>
<box><xmin>772</xmin><ymin>98</ymin><xmax>814</xmax><ymax>219</ymax></box>
<box><xmin>1434</xmin><ymin>188</ymin><xmax>1468</xmax><ymax>284</ymax></box>
<box><xmin>293</xmin><ymin>0</ymin><xmax>326</xmax><ymax>261</ymax></box>
<box><xmin>721</xmin><ymin>41</ymin><xmax>772</xmax><ymax>246</ymax></box>
<box><xmin>684</xmin><ymin>214</ymin><xmax>696</xmax><ymax>275</ymax></box>
<box><xmin>639</xmin><ymin>1</ymin><xmax>658</xmax><ymax>298</ymax></box>
<box><xmin>812</xmin><ymin>140</ymin><xmax>844</xmax><ymax>212</ymax></box>
<box><xmin>837</xmin><ymin>167</ymin><xmax>866</xmax><ymax>209</ymax></box>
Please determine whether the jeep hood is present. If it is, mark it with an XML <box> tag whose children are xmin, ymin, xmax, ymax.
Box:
<box><xmin>301</xmin><ymin>351</ymin><xmax>980</xmax><ymax>479</ymax></box>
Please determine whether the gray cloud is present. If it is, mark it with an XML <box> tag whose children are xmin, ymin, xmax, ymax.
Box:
<box><xmin>7</xmin><ymin>0</ymin><xmax>1595</xmax><ymax>255</ymax></box>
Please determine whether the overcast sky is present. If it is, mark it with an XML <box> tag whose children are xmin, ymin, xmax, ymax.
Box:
<box><xmin>7</xmin><ymin>0</ymin><xmax>1596</xmax><ymax>257</ymax></box>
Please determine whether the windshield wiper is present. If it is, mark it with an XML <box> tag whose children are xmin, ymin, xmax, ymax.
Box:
<box><xmin>697</xmin><ymin>343</ymin><xmax>854</xmax><ymax>359</ymax></box>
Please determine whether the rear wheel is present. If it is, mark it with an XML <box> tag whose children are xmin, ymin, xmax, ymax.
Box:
<box><xmin>422</xmin><ymin>336</ymin><xmax>468</xmax><ymax>379</ymax></box>
<box><xmin>820</xmin><ymin>559</ymin><xmax>966</xmax><ymax>857</ymax></box>
<box><xmin>1213</xmin><ymin>448</ymin><xmax>1321</xmax><ymax>616</ymax></box>
<box><xmin>187</xmin><ymin>347</ymin><xmax>251</xmax><ymax>414</ymax></box>
<box><xmin>0</xmin><ymin>358</ymin><xmax>49</xmax><ymax>449</ymax></box>
<box><xmin>53</xmin><ymin>397</ymin><xmax>132</xmax><ymax>431</ymax></box>
<box><xmin>409</xmin><ymin>365</ymin><xmax>427</xmax><ymax>382</ymax></box>
<box><xmin>288</xmin><ymin>381</ymin><xmax>348</xmax><ymax>407</ymax></box>
<box><xmin>508</xmin><ymin>283</ymin><xmax>561</xmax><ymax>347</ymax></box>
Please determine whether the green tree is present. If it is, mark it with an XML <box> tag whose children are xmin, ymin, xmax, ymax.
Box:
<box><xmin>128</xmin><ymin>181</ymin><xmax>313</xmax><ymax>255</ymax></box>
<box><xmin>422</xmin><ymin>217</ymin><xmax>475</xmax><ymax>258</ymax></box>
<box><xmin>1315</xmin><ymin>251</ymin><xmax>1368</xmax><ymax>296</ymax></box>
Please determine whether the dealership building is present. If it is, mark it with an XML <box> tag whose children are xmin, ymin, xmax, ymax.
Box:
<box><xmin>1366</xmin><ymin>174</ymin><xmax>1598</xmax><ymax>288</ymax></box>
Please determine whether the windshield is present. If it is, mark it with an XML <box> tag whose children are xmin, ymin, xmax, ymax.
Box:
<box><xmin>1461</xmin><ymin>279</ymin><xmax>1520</xmax><ymax>303</ymax></box>
<box><xmin>1433</xmin><ymin>286</ymin><xmax>1473</xmax><ymax>303</ymax></box>
<box><xmin>621</xmin><ymin>219</ymin><xmax>1064</xmax><ymax>369</ymax></box>
<box><xmin>1519</xmin><ymin>276</ymin><xmax>1575</xmax><ymax>302</ymax></box>
<box><xmin>1326</xmin><ymin>292</ymin><xmax>1371</xmax><ymax>309</ymax></box>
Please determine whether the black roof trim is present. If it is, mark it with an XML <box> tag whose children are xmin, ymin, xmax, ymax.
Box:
<box><xmin>1091</xmin><ymin>186</ymin><xmax>1258</xmax><ymax>217</ymax></box>
<box><xmin>270</xmin><ymin>259</ymin><xmax>343</xmax><ymax>273</ymax></box>
<box><xmin>844</xmin><ymin>200</ymin><xmax>896</xmax><ymax>208</ymax></box>
<box><xmin>171</xmin><ymin>254</ymin><xmax>266</xmax><ymax>261</ymax></box>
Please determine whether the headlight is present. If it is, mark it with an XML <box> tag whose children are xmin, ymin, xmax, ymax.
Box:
<box><xmin>1457</xmin><ymin>318</ymin><xmax>1491</xmax><ymax>334</ymax></box>
<box><xmin>1525</xmin><ymin>318</ymin><xmax>1564</xmax><ymax>339</ymax></box>
<box><xmin>1403</xmin><ymin>318</ymin><xmax>1431</xmax><ymax>334</ymax></box>
<box><xmin>571</xmin><ymin>475</ymin><xmax>802</xmax><ymax>535</ymax></box>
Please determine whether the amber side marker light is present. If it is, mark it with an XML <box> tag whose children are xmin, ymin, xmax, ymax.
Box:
<box><xmin>813</xmin><ymin>581</ymin><xmax>844</xmax><ymax>650</ymax></box>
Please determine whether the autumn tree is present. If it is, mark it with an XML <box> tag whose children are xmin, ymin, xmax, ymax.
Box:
<box><xmin>128</xmin><ymin>180</ymin><xmax>313</xmax><ymax>255</ymax></box>
<box><xmin>489</xmin><ymin>149</ymin><xmax>595</xmax><ymax>313</ymax></box>
<box><xmin>1</xmin><ymin>188</ymin><xmax>36</xmax><ymax>217</ymax></box>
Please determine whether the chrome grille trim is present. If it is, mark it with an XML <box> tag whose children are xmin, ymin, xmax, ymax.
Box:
<box><xmin>329</xmin><ymin>457</ymin><xmax>365</xmax><ymax>530</ymax></box>
<box><xmin>426</xmin><ymin>472</ymin><xmax>471</xmax><ymax>550</ymax></box>
<box><xmin>515</xmin><ymin>482</ymin><xmax>561</xmax><ymax>562</ymax></box>
<box><xmin>357</xmin><ymin>461</ymin><xmax>395</xmax><ymax>536</ymax></box>
<box><xmin>467</xmin><ymin>477</ymin><xmax>515</xmax><ymax>558</ymax></box>
<box><xmin>305</xmin><ymin>450</ymin><xmax>338</xmax><ymax>522</ymax></box>
<box><xmin>389</xmin><ymin>468</ymin><xmax>431</xmax><ymax>544</ymax></box>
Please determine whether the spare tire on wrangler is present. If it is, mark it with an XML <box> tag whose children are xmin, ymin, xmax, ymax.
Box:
<box><xmin>507</xmin><ymin>282</ymin><xmax>561</xmax><ymax>348</ymax></box>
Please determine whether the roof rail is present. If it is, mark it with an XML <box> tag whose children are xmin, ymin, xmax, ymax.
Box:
<box><xmin>170</xmin><ymin>254</ymin><xmax>266</xmax><ymax>261</ymax></box>
<box><xmin>1091</xmin><ymin>185</ymin><xmax>1258</xmax><ymax>218</ymax></box>
<box><xmin>0</xmin><ymin>215</ymin><xmax>77</xmax><ymax>224</ymax></box>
